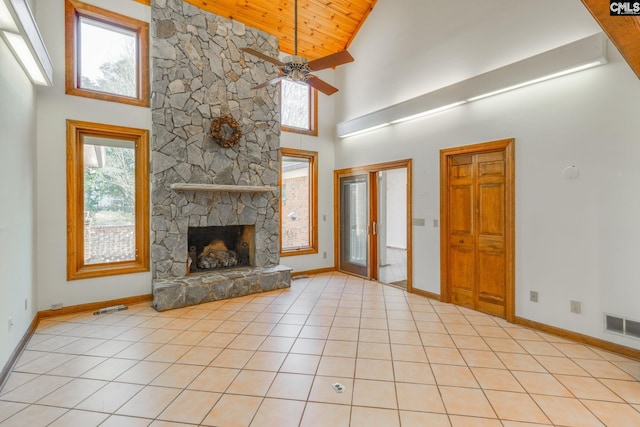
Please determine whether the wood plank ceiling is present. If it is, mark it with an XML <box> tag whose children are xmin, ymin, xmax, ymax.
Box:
<box><xmin>136</xmin><ymin>0</ymin><xmax>377</xmax><ymax>61</ymax></box>
<box><xmin>581</xmin><ymin>0</ymin><xmax>640</xmax><ymax>79</ymax></box>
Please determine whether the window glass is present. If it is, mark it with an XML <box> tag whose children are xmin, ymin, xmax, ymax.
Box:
<box><xmin>280</xmin><ymin>79</ymin><xmax>317</xmax><ymax>135</ymax></box>
<box><xmin>281</xmin><ymin>80</ymin><xmax>310</xmax><ymax>129</ymax></box>
<box><xmin>280</xmin><ymin>148</ymin><xmax>318</xmax><ymax>256</ymax></box>
<box><xmin>79</xmin><ymin>17</ymin><xmax>137</xmax><ymax>98</ymax></box>
<box><xmin>83</xmin><ymin>137</ymin><xmax>135</xmax><ymax>264</ymax></box>
<box><xmin>282</xmin><ymin>156</ymin><xmax>311</xmax><ymax>249</ymax></box>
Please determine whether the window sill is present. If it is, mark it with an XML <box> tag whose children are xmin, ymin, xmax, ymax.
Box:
<box><xmin>280</xmin><ymin>247</ymin><xmax>318</xmax><ymax>257</ymax></box>
<box><xmin>68</xmin><ymin>260</ymin><xmax>149</xmax><ymax>281</ymax></box>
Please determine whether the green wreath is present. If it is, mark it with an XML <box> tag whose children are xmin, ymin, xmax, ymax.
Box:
<box><xmin>210</xmin><ymin>115</ymin><xmax>242</xmax><ymax>148</ymax></box>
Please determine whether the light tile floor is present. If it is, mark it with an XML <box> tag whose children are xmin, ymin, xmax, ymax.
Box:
<box><xmin>1</xmin><ymin>272</ymin><xmax>640</xmax><ymax>426</ymax></box>
<box><xmin>379</xmin><ymin>248</ymin><xmax>407</xmax><ymax>286</ymax></box>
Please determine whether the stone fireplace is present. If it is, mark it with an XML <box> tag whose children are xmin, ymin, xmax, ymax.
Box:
<box><xmin>150</xmin><ymin>0</ymin><xmax>291</xmax><ymax>311</ymax></box>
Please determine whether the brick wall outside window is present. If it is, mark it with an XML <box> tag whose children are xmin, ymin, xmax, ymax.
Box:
<box><xmin>282</xmin><ymin>175</ymin><xmax>310</xmax><ymax>248</ymax></box>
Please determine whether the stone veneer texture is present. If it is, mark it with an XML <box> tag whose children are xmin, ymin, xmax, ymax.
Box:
<box><xmin>150</xmin><ymin>0</ymin><xmax>281</xmax><ymax>280</ymax></box>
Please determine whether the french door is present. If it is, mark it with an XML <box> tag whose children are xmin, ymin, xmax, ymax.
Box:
<box><xmin>335</xmin><ymin>160</ymin><xmax>412</xmax><ymax>290</ymax></box>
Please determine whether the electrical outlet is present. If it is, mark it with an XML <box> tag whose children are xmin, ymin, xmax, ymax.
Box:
<box><xmin>570</xmin><ymin>300</ymin><xmax>582</xmax><ymax>314</ymax></box>
<box><xmin>51</xmin><ymin>302</ymin><xmax>63</xmax><ymax>310</ymax></box>
<box><xmin>24</xmin><ymin>298</ymin><xmax>28</xmax><ymax>310</ymax></box>
<box><xmin>8</xmin><ymin>316</ymin><xmax>14</xmax><ymax>330</ymax></box>
<box><xmin>530</xmin><ymin>291</ymin><xmax>538</xmax><ymax>303</ymax></box>
<box><xmin>322</xmin><ymin>251</ymin><xmax>327</xmax><ymax>259</ymax></box>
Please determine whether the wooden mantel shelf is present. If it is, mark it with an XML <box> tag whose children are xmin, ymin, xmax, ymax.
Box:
<box><xmin>169</xmin><ymin>183</ymin><xmax>277</xmax><ymax>193</ymax></box>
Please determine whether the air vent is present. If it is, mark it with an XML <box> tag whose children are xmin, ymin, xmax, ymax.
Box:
<box><xmin>605</xmin><ymin>315</ymin><xmax>624</xmax><ymax>334</ymax></box>
<box><xmin>604</xmin><ymin>314</ymin><xmax>640</xmax><ymax>340</ymax></box>
<box><xmin>626</xmin><ymin>319</ymin><xmax>640</xmax><ymax>339</ymax></box>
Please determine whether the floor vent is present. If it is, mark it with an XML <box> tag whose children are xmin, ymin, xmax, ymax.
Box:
<box><xmin>605</xmin><ymin>314</ymin><xmax>640</xmax><ymax>340</ymax></box>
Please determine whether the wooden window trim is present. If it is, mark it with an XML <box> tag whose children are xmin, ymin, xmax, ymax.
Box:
<box><xmin>66</xmin><ymin>119</ymin><xmax>150</xmax><ymax>280</ymax></box>
<box><xmin>280</xmin><ymin>148</ymin><xmax>319</xmax><ymax>256</ymax></box>
<box><xmin>280</xmin><ymin>84</ymin><xmax>318</xmax><ymax>136</ymax></box>
<box><xmin>65</xmin><ymin>0</ymin><xmax>150</xmax><ymax>107</ymax></box>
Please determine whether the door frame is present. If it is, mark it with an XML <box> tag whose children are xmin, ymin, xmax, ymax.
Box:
<box><xmin>334</xmin><ymin>159</ymin><xmax>413</xmax><ymax>291</ymax></box>
<box><xmin>440</xmin><ymin>139</ymin><xmax>515</xmax><ymax>322</ymax></box>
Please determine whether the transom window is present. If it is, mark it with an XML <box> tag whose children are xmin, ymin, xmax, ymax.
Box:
<box><xmin>66</xmin><ymin>120</ymin><xmax>149</xmax><ymax>280</ymax></box>
<box><xmin>65</xmin><ymin>0</ymin><xmax>149</xmax><ymax>106</ymax></box>
<box><xmin>281</xmin><ymin>80</ymin><xmax>317</xmax><ymax>136</ymax></box>
<box><xmin>280</xmin><ymin>148</ymin><xmax>318</xmax><ymax>256</ymax></box>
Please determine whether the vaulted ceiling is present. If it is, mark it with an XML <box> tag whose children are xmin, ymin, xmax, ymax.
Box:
<box><xmin>134</xmin><ymin>0</ymin><xmax>376</xmax><ymax>61</ymax></box>
<box><xmin>183</xmin><ymin>0</ymin><xmax>377</xmax><ymax>61</ymax></box>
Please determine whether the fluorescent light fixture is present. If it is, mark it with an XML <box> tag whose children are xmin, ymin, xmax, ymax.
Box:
<box><xmin>337</xmin><ymin>33</ymin><xmax>608</xmax><ymax>139</ymax></box>
<box><xmin>0</xmin><ymin>0</ymin><xmax>18</xmax><ymax>32</ymax></box>
<box><xmin>390</xmin><ymin>101</ymin><xmax>467</xmax><ymax>125</ymax></box>
<box><xmin>467</xmin><ymin>61</ymin><xmax>604</xmax><ymax>102</ymax></box>
<box><xmin>339</xmin><ymin>123</ymin><xmax>390</xmax><ymax>139</ymax></box>
<box><xmin>0</xmin><ymin>0</ymin><xmax>53</xmax><ymax>86</ymax></box>
<box><xmin>3</xmin><ymin>31</ymin><xmax>47</xmax><ymax>85</ymax></box>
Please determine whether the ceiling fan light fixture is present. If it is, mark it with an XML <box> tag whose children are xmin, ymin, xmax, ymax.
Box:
<box><xmin>282</xmin><ymin>55</ymin><xmax>308</xmax><ymax>65</ymax></box>
<box><xmin>241</xmin><ymin>0</ymin><xmax>351</xmax><ymax>95</ymax></box>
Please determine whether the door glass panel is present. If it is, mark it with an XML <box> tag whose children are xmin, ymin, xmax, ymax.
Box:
<box><xmin>339</xmin><ymin>174</ymin><xmax>368</xmax><ymax>277</ymax></box>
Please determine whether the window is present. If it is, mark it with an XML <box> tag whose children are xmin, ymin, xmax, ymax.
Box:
<box><xmin>281</xmin><ymin>79</ymin><xmax>318</xmax><ymax>136</ymax></box>
<box><xmin>65</xmin><ymin>0</ymin><xmax>149</xmax><ymax>106</ymax></box>
<box><xmin>280</xmin><ymin>148</ymin><xmax>318</xmax><ymax>256</ymax></box>
<box><xmin>66</xmin><ymin>120</ymin><xmax>149</xmax><ymax>280</ymax></box>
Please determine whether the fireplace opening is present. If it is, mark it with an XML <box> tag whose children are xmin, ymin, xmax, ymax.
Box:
<box><xmin>187</xmin><ymin>225</ymin><xmax>255</xmax><ymax>274</ymax></box>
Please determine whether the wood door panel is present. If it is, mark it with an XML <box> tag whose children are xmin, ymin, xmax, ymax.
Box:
<box><xmin>477</xmin><ymin>251</ymin><xmax>505</xmax><ymax>299</ymax></box>
<box><xmin>450</xmin><ymin>246</ymin><xmax>474</xmax><ymax>283</ymax></box>
<box><xmin>477</xmin><ymin>236</ymin><xmax>504</xmax><ymax>251</ymax></box>
<box><xmin>478</xmin><ymin>184</ymin><xmax>505</xmax><ymax>236</ymax></box>
<box><xmin>477</xmin><ymin>151</ymin><xmax>505</xmax><ymax>164</ymax></box>
<box><xmin>450</xmin><ymin>186</ymin><xmax>474</xmax><ymax>234</ymax></box>
<box><xmin>478</xmin><ymin>299</ymin><xmax>505</xmax><ymax>317</ymax></box>
<box><xmin>478</xmin><ymin>161</ymin><xmax>505</xmax><ymax>177</ymax></box>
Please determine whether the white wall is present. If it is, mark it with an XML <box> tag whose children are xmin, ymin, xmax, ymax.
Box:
<box><xmin>335</xmin><ymin>0</ymin><xmax>640</xmax><ymax>349</ymax></box>
<box><xmin>34</xmin><ymin>0</ymin><xmax>152</xmax><ymax>311</ymax></box>
<box><xmin>280</xmin><ymin>69</ymin><xmax>336</xmax><ymax>273</ymax></box>
<box><xmin>0</xmin><ymin>39</ymin><xmax>38</xmax><ymax>369</ymax></box>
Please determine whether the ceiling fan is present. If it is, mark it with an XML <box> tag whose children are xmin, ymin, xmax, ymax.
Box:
<box><xmin>241</xmin><ymin>0</ymin><xmax>354</xmax><ymax>95</ymax></box>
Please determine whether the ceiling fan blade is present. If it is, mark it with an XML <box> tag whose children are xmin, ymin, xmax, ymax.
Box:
<box><xmin>252</xmin><ymin>76</ymin><xmax>286</xmax><ymax>90</ymax></box>
<box><xmin>306</xmin><ymin>75</ymin><xmax>339</xmax><ymax>95</ymax></box>
<box><xmin>307</xmin><ymin>50</ymin><xmax>354</xmax><ymax>71</ymax></box>
<box><xmin>241</xmin><ymin>48</ymin><xmax>284</xmax><ymax>67</ymax></box>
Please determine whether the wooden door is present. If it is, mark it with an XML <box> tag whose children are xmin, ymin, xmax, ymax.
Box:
<box><xmin>441</xmin><ymin>139</ymin><xmax>514</xmax><ymax>321</ymax></box>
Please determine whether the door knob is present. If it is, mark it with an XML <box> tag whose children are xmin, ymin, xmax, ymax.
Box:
<box><xmin>459</xmin><ymin>239</ymin><xmax>464</xmax><ymax>243</ymax></box>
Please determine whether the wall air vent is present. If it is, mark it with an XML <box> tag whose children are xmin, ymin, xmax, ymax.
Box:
<box><xmin>604</xmin><ymin>314</ymin><xmax>640</xmax><ymax>340</ymax></box>
<box><xmin>625</xmin><ymin>319</ymin><xmax>640</xmax><ymax>339</ymax></box>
